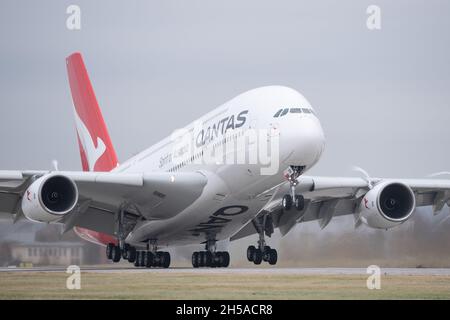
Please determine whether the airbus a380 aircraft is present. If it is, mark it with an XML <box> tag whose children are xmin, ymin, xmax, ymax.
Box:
<box><xmin>1</xmin><ymin>52</ymin><xmax>449</xmax><ymax>268</ymax></box>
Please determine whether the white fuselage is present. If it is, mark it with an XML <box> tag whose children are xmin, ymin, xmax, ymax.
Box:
<box><xmin>114</xmin><ymin>86</ymin><xmax>325</xmax><ymax>247</ymax></box>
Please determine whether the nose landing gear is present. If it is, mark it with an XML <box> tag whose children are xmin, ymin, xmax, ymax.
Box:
<box><xmin>282</xmin><ymin>166</ymin><xmax>305</xmax><ymax>211</ymax></box>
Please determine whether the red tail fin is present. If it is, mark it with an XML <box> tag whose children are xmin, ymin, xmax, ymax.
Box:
<box><xmin>66</xmin><ymin>52</ymin><xmax>118</xmax><ymax>172</ymax></box>
<box><xmin>67</xmin><ymin>53</ymin><xmax>119</xmax><ymax>247</ymax></box>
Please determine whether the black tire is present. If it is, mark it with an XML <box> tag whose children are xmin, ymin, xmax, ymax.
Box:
<box><xmin>139</xmin><ymin>251</ymin><xmax>146</xmax><ymax>267</ymax></box>
<box><xmin>205</xmin><ymin>251</ymin><xmax>213</xmax><ymax>267</ymax></box>
<box><xmin>211</xmin><ymin>252</ymin><xmax>220</xmax><ymax>267</ymax></box>
<box><xmin>122</xmin><ymin>244</ymin><xmax>130</xmax><ymax>259</ymax></box>
<box><xmin>282</xmin><ymin>194</ymin><xmax>293</xmax><ymax>210</ymax></box>
<box><xmin>247</xmin><ymin>246</ymin><xmax>256</xmax><ymax>262</ymax></box>
<box><xmin>162</xmin><ymin>252</ymin><xmax>171</xmax><ymax>268</ymax></box>
<box><xmin>156</xmin><ymin>252</ymin><xmax>164</xmax><ymax>268</ymax></box>
<box><xmin>111</xmin><ymin>246</ymin><xmax>121</xmax><ymax>263</ymax></box>
<box><xmin>106</xmin><ymin>243</ymin><xmax>114</xmax><ymax>260</ymax></box>
<box><xmin>134</xmin><ymin>251</ymin><xmax>141</xmax><ymax>267</ymax></box>
<box><xmin>127</xmin><ymin>247</ymin><xmax>136</xmax><ymax>263</ymax></box>
<box><xmin>214</xmin><ymin>252</ymin><xmax>222</xmax><ymax>267</ymax></box>
<box><xmin>192</xmin><ymin>252</ymin><xmax>199</xmax><ymax>268</ymax></box>
<box><xmin>262</xmin><ymin>246</ymin><xmax>272</xmax><ymax>261</ymax></box>
<box><xmin>294</xmin><ymin>195</ymin><xmax>305</xmax><ymax>211</ymax></box>
<box><xmin>144</xmin><ymin>252</ymin><xmax>154</xmax><ymax>268</ymax></box>
<box><xmin>143</xmin><ymin>251</ymin><xmax>148</xmax><ymax>267</ymax></box>
<box><xmin>268</xmin><ymin>249</ymin><xmax>278</xmax><ymax>265</ymax></box>
<box><xmin>221</xmin><ymin>251</ymin><xmax>230</xmax><ymax>268</ymax></box>
<box><xmin>253</xmin><ymin>249</ymin><xmax>262</xmax><ymax>265</ymax></box>
<box><xmin>199</xmin><ymin>251</ymin><xmax>206</xmax><ymax>267</ymax></box>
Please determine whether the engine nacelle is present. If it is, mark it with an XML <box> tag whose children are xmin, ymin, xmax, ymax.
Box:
<box><xmin>359</xmin><ymin>181</ymin><xmax>415</xmax><ymax>229</ymax></box>
<box><xmin>21</xmin><ymin>174</ymin><xmax>78</xmax><ymax>223</ymax></box>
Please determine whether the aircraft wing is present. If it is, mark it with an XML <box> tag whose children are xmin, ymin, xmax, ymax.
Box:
<box><xmin>0</xmin><ymin>170</ymin><xmax>208</xmax><ymax>235</ymax></box>
<box><xmin>231</xmin><ymin>175</ymin><xmax>450</xmax><ymax>241</ymax></box>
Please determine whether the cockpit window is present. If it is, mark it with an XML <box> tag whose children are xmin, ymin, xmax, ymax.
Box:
<box><xmin>273</xmin><ymin>109</ymin><xmax>283</xmax><ymax>117</ymax></box>
<box><xmin>280</xmin><ymin>108</ymin><xmax>289</xmax><ymax>117</ymax></box>
<box><xmin>275</xmin><ymin>107</ymin><xmax>315</xmax><ymax>117</ymax></box>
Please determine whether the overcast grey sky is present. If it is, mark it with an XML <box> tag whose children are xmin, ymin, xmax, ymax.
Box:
<box><xmin>1</xmin><ymin>0</ymin><xmax>449</xmax><ymax>179</ymax></box>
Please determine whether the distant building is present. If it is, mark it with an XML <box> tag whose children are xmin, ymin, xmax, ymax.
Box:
<box><xmin>0</xmin><ymin>220</ymin><xmax>107</xmax><ymax>266</ymax></box>
<box><xmin>9</xmin><ymin>241</ymin><xmax>85</xmax><ymax>266</ymax></box>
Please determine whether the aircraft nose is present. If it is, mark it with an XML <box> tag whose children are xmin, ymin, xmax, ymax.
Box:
<box><xmin>280</xmin><ymin>116</ymin><xmax>325</xmax><ymax>166</ymax></box>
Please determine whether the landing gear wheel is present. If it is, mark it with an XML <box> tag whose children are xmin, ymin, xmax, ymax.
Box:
<box><xmin>154</xmin><ymin>252</ymin><xmax>163</xmax><ymax>268</ymax></box>
<box><xmin>215</xmin><ymin>252</ymin><xmax>223</xmax><ymax>267</ymax></box>
<box><xmin>262</xmin><ymin>246</ymin><xmax>271</xmax><ymax>262</ymax></box>
<box><xmin>247</xmin><ymin>245</ymin><xmax>256</xmax><ymax>262</ymax></box>
<box><xmin>127</xmin><ymin>247</ymin><xmax>136</xmax><ymax>263</ymax></box>
<box><xmin>143</xmin><ymin>251</ymin><xmax>149</xmax><ymax>267</ymax></box>
<box><xmin>134</xmin><ymin>251</ymin><xmax>141</xmax><ymax>267</ymax></box>
<box><xmin>192</xmin><ymin>252</ymin><xmax>199</xmax><ymax>268</ymax></box>
<box><xmin>111</xmin><ymin>245</ymin><xmax>121</xmax><ymax>263</ymax></box>
<box><xmin>294</xmin><ymin>195</ymin><xmax>305</xmax><ymax>211</ymax></box>
<box><xmin>106</xmin><ymin>243</ymin><xmax>115</xmax><ymax>260</ymax></box>
<box><xmin>268</xmin><ymin>249</ymin><xmax>278</xmax><ymax>265</ymax></box>
<box><xmin>139</xmin><ymin>251</ymin><xmax>146</xmax><ymax>267</ymax></box>
<box><xmin>220</xmin><ymin>251</ymin><xmax>230</xmax><ymax>268</ymax></box>
<box><xmin>253</xmin><ymin>249</ymin><xmax>262</xmax><ymax>265</ymax></box>
<box><xmin>199</xmin><ymin>251</ymin><xmax>207</xmax><ymax>267</ymax></box>
<box><xmin>205</xmin><ymin>251</ymin><xmax>213</xmax><ymax>267</ymax></box>
<box><xmin>122</xmin><ymin>244</ymin><xmax>130</xmax><ymax>259</ymax></box>
<box><xmin>282</xmin><ymin>195</ymin><xmax>293</xmax><ymax>210</ymax></box>
<box><xmin>144</xmin><ymin>251</ymin><xmax>154</xmax><ymax>268</ymax></box>
<box><xmin>162</xmin><ymin>252</ymin><xmax>171</xmax><ymax>268</ymax></box>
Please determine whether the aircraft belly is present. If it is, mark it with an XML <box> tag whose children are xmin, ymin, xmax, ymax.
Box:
<box><xmin>126</xmin><ymin>168</ymin><xmax>280</xmax><ymax>247</ymax></box>
<box><xmin>129</xmin><ymin>196</ymin><xmax>266</xmax><ymax>247</ymax></box>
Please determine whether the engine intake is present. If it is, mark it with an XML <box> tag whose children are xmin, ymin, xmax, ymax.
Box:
<box><xmin>22</xmin><ymin>174</ymin><xmax>78</xmax><ymax>223</ymax></box>
<box><xmin>378</xmin><ymin>183</ymin><xmax>415</xmax><ymax>221</ymax></box>
<box><xmin>359</xmin><ymin>181</ymin><xmax>415</xmax><ymax>229</ymax></box>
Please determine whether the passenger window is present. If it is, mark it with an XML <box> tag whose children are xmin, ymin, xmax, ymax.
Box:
<box><xmin>273</xmin><ymin>109</ymin><xmax>283</xmax><ymax>117</ymax></box>
<box><xmin>302</xmin><ymin>108</ymin><xmax>311</xmax><ymax>114</ymax></box>
<box><xmin>290</xmin><ymin>108</ymin><xmax>302</xmax><ymax>113</ymax></box>
<box><xmin>280</xmin><ymin>108</ymin><xmax>289</xmax><ymax>117</ymax></box>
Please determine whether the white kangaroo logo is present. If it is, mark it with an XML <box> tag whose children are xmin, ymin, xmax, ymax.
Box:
<box><xmin>73</xmin><ymin>107</ymin><xmax>106</xmax><ymax>171</ymax></box>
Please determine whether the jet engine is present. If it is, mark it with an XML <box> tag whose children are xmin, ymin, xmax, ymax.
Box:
<box><xmin>21</xmin><ymin>174</ymin><xmax>78</xmax><ymax>223</ymax></box>
<box><xmin>359</xmin><ymin>181</ymin><xmax>415</xmax><ymax>229</ymax></box>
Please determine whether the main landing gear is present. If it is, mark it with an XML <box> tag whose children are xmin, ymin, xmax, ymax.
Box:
<box><xmin>247</xmin><ymin>245</ymin><xmax>277</xmax><ymax>265</ymax></box>
<box><xmin>134</xmin><ymin>250</ymin><xmax>171</xmax><ymax>268</ymax></box>
<box><xmin>106</xmin><ymin>241</ymin><xmax>171</xmax><ymax>268</ymax></box>
<box><xmin>282</xmin><ymin>166</ymin><xmax>305</xmax><ymax>211</ymax></box>
<box><xmin>192</xmin><ymin>240</ymin><xmax>230</xmax><ymax>268</ymax></box>
<box><xmin>247</xmin><ymin>215</ymin><xmax>278</xmax><ymax>265</ymax></box>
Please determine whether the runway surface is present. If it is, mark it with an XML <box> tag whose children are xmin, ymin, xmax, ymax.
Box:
<box><xmin>1</xmin><ymin>266</ymin><xmax>450</xmax><ymax>276</ymax></box>
<box><xmin>2</xmin><ymin>266</ymin><xmax>450</xmax><ymax>299</ymax></box>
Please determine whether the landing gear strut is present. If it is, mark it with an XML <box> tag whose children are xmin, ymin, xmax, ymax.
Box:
<box><xmin>192</xmin><ymin>240</ymin><xmax>230</xmax><ymax>268</ymax></box>
<box><xmin>106</xmin><ymin>204</ymin><xmax>139</xmax><ymax>263</ymax></box>
<box><xmin>247</xmin><ymin>215</ymin><xmax>278</xmax><ymax>265</ymax></box>
<box><xmin>282</xmin><ymin>166</ymin><xmax>305</xmax><ymax>211</ymax></box>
